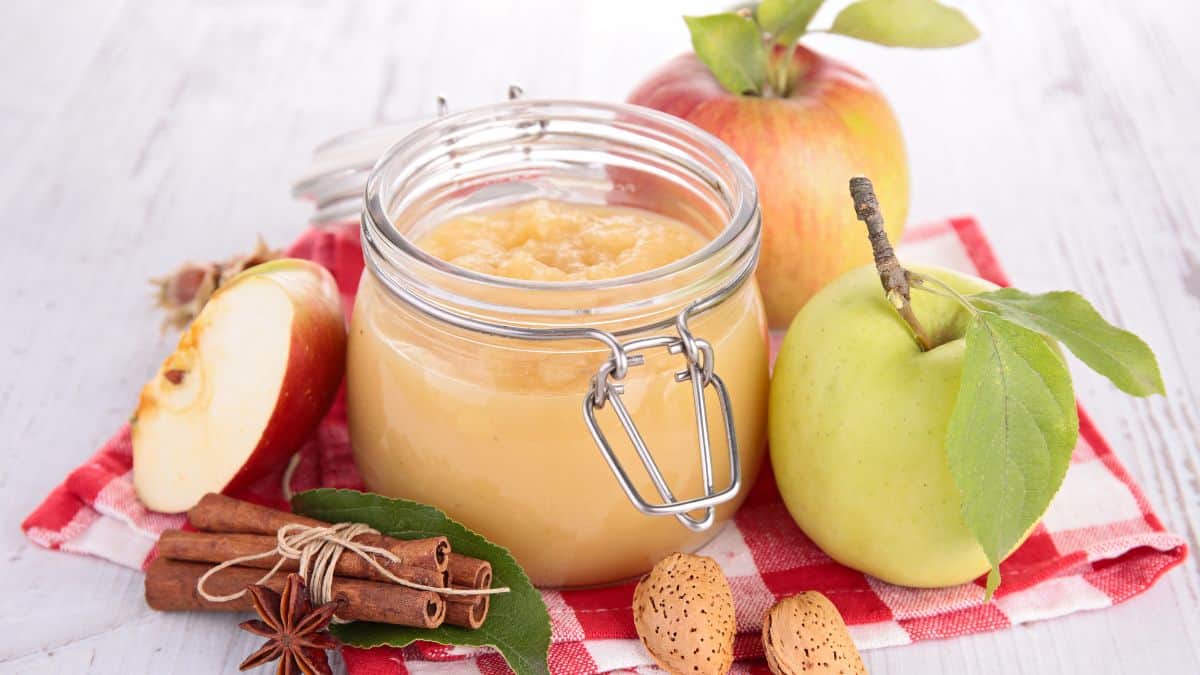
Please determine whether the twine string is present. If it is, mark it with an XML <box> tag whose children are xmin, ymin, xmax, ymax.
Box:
<box><xmin>280</xmin><ymin>452</ymin><xmax>302</xmax><ymax>503</ymax></box>
<box><xmin>195</xmin><ymin>521</ymin><xmax>510</xmax><ymax>612</ymax></box>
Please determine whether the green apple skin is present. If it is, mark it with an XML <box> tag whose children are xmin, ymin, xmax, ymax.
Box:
<box><xmin>770</xmin><ymin>263</ymin><xmax>1017</xmax><ymax>588</ymax></box>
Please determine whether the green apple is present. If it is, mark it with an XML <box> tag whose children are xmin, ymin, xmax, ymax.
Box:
<box><xmin>769</xmin><ymin>263</ymin><xmax>1026</xmax><ymax>587</ymax></box>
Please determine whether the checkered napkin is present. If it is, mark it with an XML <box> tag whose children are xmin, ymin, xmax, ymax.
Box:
<box><xmin>21</xmin><ymin>217</ymin><xmax>1187</xmax><ymax>674</ymax></box>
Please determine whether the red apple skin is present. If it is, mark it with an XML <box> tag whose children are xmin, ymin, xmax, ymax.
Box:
<box><xmin>628</xmin><ymin>46</ymin><xmax>909</xmax><ymax>327</ymax></box>
<box><xmin>218</xmin><ymin>259</ymin><xmax>346</xmax><ymax>496</ymax></box>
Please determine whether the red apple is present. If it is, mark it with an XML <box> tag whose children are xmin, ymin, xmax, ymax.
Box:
<box><xmin>629</xmin><ymin>46</ymin><xmax>909</xmax><ymax>327</ymax></box>
<box><xmin>132</xmin><ymin>258</ymin><xmax>346</xmax><ymax>513</ymax></box>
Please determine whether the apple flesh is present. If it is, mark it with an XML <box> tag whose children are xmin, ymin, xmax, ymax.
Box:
<box><xmin>133</xmin><ymin>259</ymin><xmax>346</xmax><ymax>513</ymax></box>
<box><xmin>629</xmin><ymin>47</ymin><xmax>909</xmax><ymax>328</ymax></box>
<box><xmin>769</xmin><ymin>263</ymin><xmax>1037</xmax><ymax>587</ymax></box>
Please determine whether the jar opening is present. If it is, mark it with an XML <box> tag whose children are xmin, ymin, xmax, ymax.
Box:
<box><xmin>362</xmin><ymin>100</ymin><xmax>760</xmax><ymax>329</ymax></box>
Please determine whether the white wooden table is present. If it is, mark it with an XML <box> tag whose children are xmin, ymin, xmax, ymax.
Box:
<box><xmin>2</xmin><ymin>1</ymin><xmax>1197</xmax><ymax>672</ymax></box>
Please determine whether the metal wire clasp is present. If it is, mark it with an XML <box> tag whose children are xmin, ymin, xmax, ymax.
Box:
<box><xmin>582</xmin><ymin>307</ymin><xmax>741</xmax><ymax>532</ymax></box>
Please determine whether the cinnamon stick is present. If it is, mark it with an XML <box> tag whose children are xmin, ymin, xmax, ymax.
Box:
<box><xmin>445</xmin><ymin>593</ymin><xmax>489</xmax><ymax>629</ymax></box>
<box><xmin>157</xmin><ymin>530</ymin><xmax>447</xmax><ymax>588</ymax></box>
<box><xmin>145</xmin><ymin>557</ymin><xmax>445</xmax><ymax>628</ymax></box>
<box><xmin>447</xmin><ymin>553</ymin><xmax>492</xmax><ymax>589</ymax></box>
<box><xmin>443</xmin><ymin>554</ymin><xmax>493</xmax><ymax>628</ymax></box>
<box><xmin>189</xmin><ymin>493</ymin><xmax>449</xmax><ymax>571</ymax></box>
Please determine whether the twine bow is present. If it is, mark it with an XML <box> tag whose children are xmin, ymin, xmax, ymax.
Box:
<box><xmin>196</xmin><ymin>521</ymin><xmax>509</xmax><ymax>617</ymax></box>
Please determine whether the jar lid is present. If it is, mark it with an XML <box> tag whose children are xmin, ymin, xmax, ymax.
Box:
<box><xmin>293</xmin><ymin>89</ymin><xmax>527</xmax><ymax>225</ymax></box>
<box><xmin>292</xmin><ymin>119</ymin><xmax>425</xmax><ymax>226</ymax></box>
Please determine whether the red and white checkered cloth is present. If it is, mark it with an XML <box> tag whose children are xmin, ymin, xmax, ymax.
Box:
<box><xmin>22</xmin><ymin>217</ymin><xmax>1187</xmax><ymax>674</ymax></box>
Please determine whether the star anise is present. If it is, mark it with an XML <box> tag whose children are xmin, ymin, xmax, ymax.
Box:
<box><xmin>238</xmin><ymin>573</ymin><xmax>340</xmax><ymax>675</ymax></box>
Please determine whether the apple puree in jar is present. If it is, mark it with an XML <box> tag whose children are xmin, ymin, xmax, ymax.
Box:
<box><xmin>348</xmin><ymin>198</ymin><xmax>768</xmax><ymax>587</ymax></box>
<box><xmin>415</xmin><ymin>199</ymin><xmax>707</xmax><ymax>282</ymax></box>
<box><xmin>351</xmin><ymin>97</ymin><xmax>771</xmax><ymax>590</ymax></box>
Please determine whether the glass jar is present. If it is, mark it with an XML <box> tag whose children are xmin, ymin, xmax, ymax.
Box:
<box><xmin>349</xmin><ymin>100</ymin><xmax>768</xmax><ymax>587</ymax></box>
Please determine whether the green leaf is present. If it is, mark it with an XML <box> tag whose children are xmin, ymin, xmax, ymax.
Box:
<box><xmin>756</xmin><ymin>0</ymin><xmax>824</xmax><ymax>45</ymax></box>
<box><xmin>946</xmin><ymin>314</ymin><xmax>1078</xmax><ymax>599</ymax></box>
<box><xmin>830</xmin><ymin>0</ymin><xmax>980</xmax><ymax>48</ymax></box>
<box><xmin>292</xmin><ymin>489</ymin><xmax>551</xmax><ymax>675</ymax></box>
<box><xmin>967</xmin><ymin>289</ymin><xmax>1164</xmax><ymax>397</ymax></box>
<box><xmin>684</xmin><ymin>13</ymin><xmax>769</xmax><ymax>95</ymax></box>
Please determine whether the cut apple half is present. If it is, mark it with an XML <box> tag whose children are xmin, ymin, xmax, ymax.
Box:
<box><xmin>133</xmin><ymin>259</ymin><xmax>346</xmax><ymax>513</ymax></box>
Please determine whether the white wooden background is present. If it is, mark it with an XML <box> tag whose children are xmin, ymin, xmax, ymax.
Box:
<box><xmin>1</xmin><ymin>1</ymin><xmax>1197</xmax><ymax>673</ymax></box>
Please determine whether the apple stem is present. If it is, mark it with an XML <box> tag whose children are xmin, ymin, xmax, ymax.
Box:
<box><xmin>766</xmin><ymin>43</ymin><xmax>806</xmax><ymax>98</ymax></box>
<box><xmin>768</xmin><ymin>47</ymin><xmax>793</xmax><ymax>97</ymax></box>
<box><xmin>848</xmin><ymin>176</ymin><xmax>933</xmax><ymax>352</ymax></box>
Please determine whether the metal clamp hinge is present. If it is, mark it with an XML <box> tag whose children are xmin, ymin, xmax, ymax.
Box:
<box><xmin>582</xmin><ymin>313</ymin><xmax>741</xmax><ymax>532</ymax></box>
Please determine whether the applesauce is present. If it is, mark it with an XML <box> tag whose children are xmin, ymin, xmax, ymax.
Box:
<box><xmin>348</xmin><ymin>101</ymin><xmax>767</xmax><ymax>587</ymax></box>
<box><xmin>416</xmin><ymin>199</ymin><xmax>707</xmax><ymax>282</ymax></box>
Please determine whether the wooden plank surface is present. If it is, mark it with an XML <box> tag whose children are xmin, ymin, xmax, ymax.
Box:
<box><xmin>1</xmin><ymin>0</ymin><xmax>1196</xmax><ymax>672</ymax></box>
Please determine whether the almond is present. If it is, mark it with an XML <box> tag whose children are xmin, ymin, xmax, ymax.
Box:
<box><xmin>762</xmin><ymin>592</ymin><xmax>866</xmax><ymax>675</ymax></box>
<box><xmin>632</xmin><ymin>553</ymin><xmax>735</xmax><ymax>674</ymax></box>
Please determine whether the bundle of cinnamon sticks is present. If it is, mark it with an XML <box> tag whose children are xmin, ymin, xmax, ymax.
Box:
<box><xmin>145</xmin><ymin>493</ymin><xmax>493</xmax><ymax>629</ymax></box>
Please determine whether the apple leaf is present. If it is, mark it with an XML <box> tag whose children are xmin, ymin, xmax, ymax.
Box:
<box><xmin>967</xmin><ymin>289</ymin><xmax>1165</xmax><ymax>397</ymax></box>
<box><xmin>946</xmin><ymin>313</ymin><xmax>1078</xmax><ymax>599</ymax></box>
<box><xmin>292</xmin><ymin>489</ymin><xmax>551</xmax><ymax>675</ymax></box>
<box><xmin>830</xmin><ymin>0</ymin><xmax>980</xmax><ymax>48</ymax></box>
<box><xmin>684</xmin><ymin>13</ymin><xmax>769</xmax><ymax>95</ymax></box>
<box><xmin>756</xmin><ymin>0</ymin><xmax>825</xmax><ymax>45</ymax></box>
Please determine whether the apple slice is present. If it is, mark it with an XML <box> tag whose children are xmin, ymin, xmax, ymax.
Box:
<box><xmin>132</xmin><ymin>259</ymin><xmax>346</xmax><ymax>513</ymax></box>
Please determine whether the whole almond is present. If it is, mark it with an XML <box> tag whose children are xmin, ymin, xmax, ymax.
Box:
<box><xmin>762</xmin><ymin>592</ymin><xmax>866</xmax><ymax>675</ymax></box>
<box><xmin>633</xmin><ymin>553</ymin><xmax>735</xmax><ymax>674</ymax></box>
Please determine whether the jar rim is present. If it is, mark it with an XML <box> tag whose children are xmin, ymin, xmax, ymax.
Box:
<box><xmin>361</xmin><ymin>99</ymin><xmax>759</xmax><ymax>301</ymax></box>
